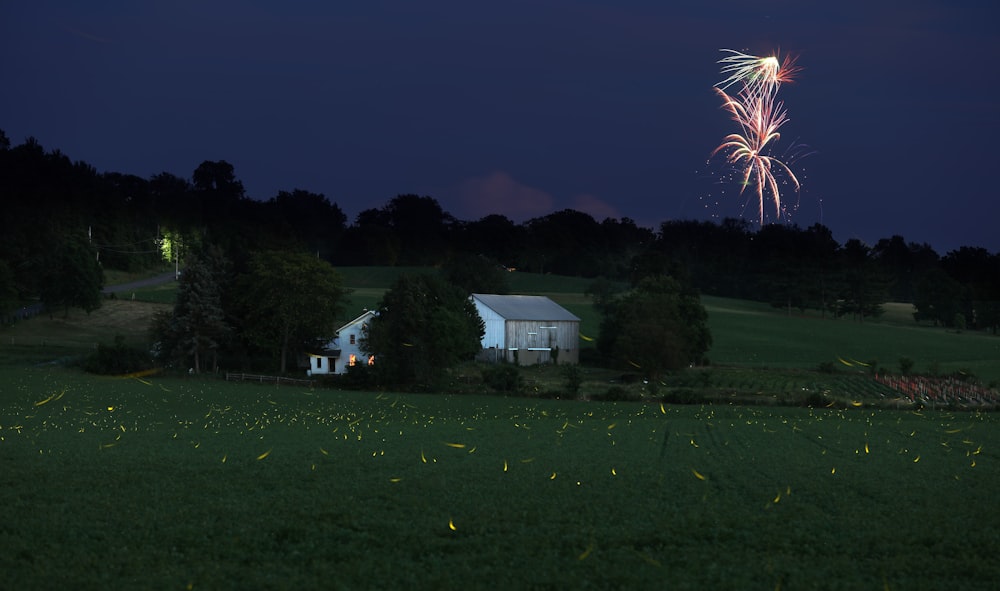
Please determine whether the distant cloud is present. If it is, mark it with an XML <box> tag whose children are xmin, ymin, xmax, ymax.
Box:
<box><xmin>571</xmin><ymin>193</ymin><xmax>620</xmax><ymax>221</ymax></box>
<box><xmin>454</xmin><ymin>171</ymin><xmax>555</xmax><ymax>222</ymax></box>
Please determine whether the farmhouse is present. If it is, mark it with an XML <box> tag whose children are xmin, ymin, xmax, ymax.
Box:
<box><xmin>471</xmin><ymin>293</ymin><xmax>580</xmax><ymax>365</ymax></box>
<box><xmin>305</xmin><ymin>310</ymin><xmax>376</xmax><ymax>376</ymax></box>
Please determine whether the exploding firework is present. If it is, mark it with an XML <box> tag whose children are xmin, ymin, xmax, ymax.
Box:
<box><xmin>711</xmin><ymin>49</ymin><xmax>806</xmax><ymax>225</ymax></box>
<box><xmin>715</xmin><ymin>49</ymin><xmax>798</xmax><ymax>98</ymax></box>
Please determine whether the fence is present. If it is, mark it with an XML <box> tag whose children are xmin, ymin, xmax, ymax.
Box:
<box><xmin>224</xmin><ymin>372</ymin><xmax>315</xmax><ymax>388</ymax></box>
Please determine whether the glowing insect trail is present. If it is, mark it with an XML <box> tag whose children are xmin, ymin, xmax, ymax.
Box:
<box><xmin>711</xmin><ymin>48</ymin><xmax>808</xmax><ymax>226</ymax></box>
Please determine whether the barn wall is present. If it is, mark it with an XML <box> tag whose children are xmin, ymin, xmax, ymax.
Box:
<box><xmin>504</xmin><ymin>320</ymin><xmax>579</xmax><ymax>365</ymax></box>
<box><xmin>473</xmin><ymin>300</ymin><xmax>507</xmax><ymax>349</ymax></box>
<box><xmin>504</xmin><ymin>320</ymin><xmax>578</xmax><ymax>350</ymax></box>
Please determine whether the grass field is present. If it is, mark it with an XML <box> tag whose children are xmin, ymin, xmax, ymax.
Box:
<box><xmin>1</xmin><ymin>367</ymin><xmax>997</xmax><ymax>589</ymax></box>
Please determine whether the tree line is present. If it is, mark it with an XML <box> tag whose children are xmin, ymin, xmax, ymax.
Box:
<box><xmin>2</xmin><ymin>131</ymin><xmax>998</xmax><ymax>339</ymax></box>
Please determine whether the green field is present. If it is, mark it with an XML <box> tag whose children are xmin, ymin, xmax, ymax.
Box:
<box><xmin>4</xmin><ymin>267</ymin><xmax>999</xmax><ymax>394</ymax></box>
<box><xmin>1</xmin><ymin>367</ymin><xmax>997</xmax><ymax>589</ymax></box>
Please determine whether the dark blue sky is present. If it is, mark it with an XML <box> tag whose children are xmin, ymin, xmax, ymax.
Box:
<box><xmin>3</xmin><ymin>1</ymin><xmax>997</xmax><ymax>254</ymax></box>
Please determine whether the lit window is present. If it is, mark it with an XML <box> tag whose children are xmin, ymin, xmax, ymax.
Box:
<box><xmin>349</xmin><ymin>354</ymin><xmax>357</xmax><ymax>367</ymax></box>
<box><xmin>368</xmin><ymin>355</ymin><xmax>375</xmax><ymax>366</ymax></box>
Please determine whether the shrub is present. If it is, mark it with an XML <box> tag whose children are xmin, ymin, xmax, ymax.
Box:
<box><xmin>804</xmin><ymin>391</ymin><xmax>832</xmax><ymax>408</ymax></box>
<box><xmin>661</xmin><ymin>388</ymin><xmax>705</xmax><ymax>405</ymax></box>
<box><xmin>82</xmin><ymin>335</ymin><xmax>153</xmax><ymax>375</ymax></box>
<box><xmin>817</xmin><ymin>361</ymin><xmax>837</xmax><ymax>374</ymax></box>
<box><xmin>595</xmin><ymin>386</ymin><xmax>641</xmax><ymax>402</ymax></box>
<box><xmin>335</xmin><ymin>363</ymin><xmax>381</xmax><ymax>390</ymax></box>
<box><xmin>481</xmin><ymin>364</ymin><xmax>523</xmax><ymax>393</ymax></box>
<box><xmin>562</xmin><ymin>365</ymin><xmax>582</xmax><ymax>397</ymax></box>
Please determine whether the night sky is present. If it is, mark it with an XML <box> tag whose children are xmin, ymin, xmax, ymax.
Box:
<box><xmin>3</xmin><ymin>1</ymin><xmax>997</xmax><ymax>254</ymax></box>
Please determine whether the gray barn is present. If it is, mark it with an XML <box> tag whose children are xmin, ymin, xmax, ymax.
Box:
<box><xmin>471</xmin><ymin>293</ymin><xmax>581</xmax><ymax>365</ymax></box>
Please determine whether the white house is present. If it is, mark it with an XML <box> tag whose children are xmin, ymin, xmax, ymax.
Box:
<box><xmin>306</xmin><ymin>310</ymin><xmax>376</xmax><ymax>376</ymax></box>
<box><xmin>470</xmin><ymin>293</ymin><xmax>581</xmax><ymax>365</ymax></box>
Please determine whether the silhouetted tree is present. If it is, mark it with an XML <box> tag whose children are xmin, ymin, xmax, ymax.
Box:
<box><xmin>362</xmin><ymin>273</ymin><xmax>484</xmax><ymax>389</ymax></box>
<box><xmin>267</xmin><ymin>189</ymin><xmax>347</xmax><ymax>260</ymax></box>
<box><xmin>192</xmin><ymin>160</ymin><xmax>245</xmax><ymax>224</ymax></box>
<box><xmin>597</xmin><ymin>275</ymin><xmax>711</xmax><ymax>382</ymax></box>
<box><xmin>598</xmin><ymin>217</ymin><xmax>656</xmax><ymax>280</ymax></box>
<box><xmin>523</xmin><ymin>209</ymin><xmax>603</xmax><ymax>276</ymax></box>
<box><xmin>383</xmin><ymin>194</ymin><xmax>456</xmax><ymax>265</ymax></box>
<box><xmin>454</xmin><ymin>214</ymin><xmax>525</xmax><ymax>268</ymax></box>
<box><xmin>872</xmin><ymin>235</ymin><xmax>940</xmax><ymax>302</ymax></box>
<box><xmin>441</xmin><ymin>253</ymin><xmax>509</xmax><ymax>295</ymax></box>
<box><xmin>942</xmin><ymin>247</ymin><xmax>1000</xmax><ymax>330</ymax></box>
<box><xmin>39</xmin><ymin>233</ymin><xmax>103</xmax><ymax>317</ymax></box>
<box><xmin>236</xmin><ymin>250</ymin><xmax>349</xmax><ymax>372</ymax></box>
<box><xmin>157</xmin><ymin>253</ymin><xmax>231</xmax><ymax>373</ymax></box>
<box><xmin>0</xmin><ymin>260</ymin><xmax>17</xmax><ymax>321</ymax></box>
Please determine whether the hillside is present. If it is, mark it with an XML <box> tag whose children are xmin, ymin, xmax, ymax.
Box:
<box><xmin>3</xmin><ymin>267</ymin><xmax>998</xmax><ymax>385</ymax></box>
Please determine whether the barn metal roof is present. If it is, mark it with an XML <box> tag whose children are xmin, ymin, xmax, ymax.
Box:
<box><xmin>472</xmin><ymin>294</ymin><xmax>580</xmax><ymax>322</ymax></box>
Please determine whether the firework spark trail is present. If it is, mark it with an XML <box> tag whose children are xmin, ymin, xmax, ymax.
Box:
<box><xmin>711</xmin><ymin>49</ymin><xmax>805</xmax><ymax>225</ymax></box>
<box><xmin>715</xmin><ymin>49</ymin><xmax>799</xmax><ymax>104</ymax></box>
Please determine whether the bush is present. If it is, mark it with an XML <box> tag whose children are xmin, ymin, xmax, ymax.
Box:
<box><xmin>661</xmin><ymin>388</ymin><xmax>705</xmax><ymax>405</ymax></box>
<box><xmin>817</xmin><ymin>361</ymin><xmax>837</xmax><ymax>374</ymax></box>
<box><xmin>595</xmin><ymin>386</ymin><xmax>641</xmax><ymax>402</ymax></box>
<box><xmin>562</xmin><ymin>365</ymin><xmax>582</xmax><ymax>397</ymax></box>
<box><xmin>481</xmin><ymin>364</ymin><xmax>523</xmax><ymax>393</ymax></box>
<box><xmin>803</xmin><ymin>391</ymin><xmax>832</xmax><ymax>408</ymax></box>
<box><xmin>82</xmin><ymin>335</ymin><xmax>153</xmax><ymax>375</ymax></box>
<box><xmin>334</xmin><ymin>363</ymin><xmax>381</xmax><ymax>390</ymax></box>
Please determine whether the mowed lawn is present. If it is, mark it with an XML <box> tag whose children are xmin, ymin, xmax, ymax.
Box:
<box><xmin>2</xmin><ymin>367</ymin><xmax>997</xmax><ymax>590</ymax></box>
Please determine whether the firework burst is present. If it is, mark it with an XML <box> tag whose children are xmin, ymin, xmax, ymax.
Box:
<box><xmin>711</xmin><ymin>49</ymin><xmax>807</xmax><ymax>225</ymax></box>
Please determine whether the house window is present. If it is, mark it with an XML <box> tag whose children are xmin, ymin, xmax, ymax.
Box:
<box><xmin>350</xmin><ymin>334</ymin><xmax>356</xmax><ymax>345</ymax></box>
<box><xmin>349</xmin><ymin>354</ymin><xmax>357</xmax><ymax>367</ymax></box>
<box><xmin>368</xmin><ymin>355</ymin><xmax>375</xmax><ymax>366</ymax></box>
<box><xmin>314</xmin><ymin>357</ymin><xmax>322</xmax><ymax>370</ymax></box>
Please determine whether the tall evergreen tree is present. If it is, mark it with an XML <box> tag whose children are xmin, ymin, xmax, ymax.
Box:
<box><xmin>171</xmin><ymin>254</ymin><xmax>230</xmax><ymax>373</ymax></box>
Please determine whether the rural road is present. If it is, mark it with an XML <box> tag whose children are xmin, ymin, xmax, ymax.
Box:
<box><xmin>10</xmin><ymin>271</ymin><xmax>177</xmax><ymax>321</ymax></box>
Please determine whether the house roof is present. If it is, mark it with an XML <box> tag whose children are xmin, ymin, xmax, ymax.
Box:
<box><xmin>336</xmin><ymin>309</ymin><xmax>375</xmax><ymax>333</ymax></box>
<box><xmin>471</xmin><ymin>294</ymin><xmax>580</xmax><ymax>322</ymax></box>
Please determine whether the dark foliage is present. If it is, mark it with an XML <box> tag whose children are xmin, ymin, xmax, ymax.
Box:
<box><xmin>481</xmin><ymin>364</ymin><xmax>523</xmax><ymax>393</ymax></box>
<box><xmin>83</xmin><ymin>336</ymin><xmax>154</xmax><ymax>375</ymax></box>
<box><xmin>562</xmin><ymin>364</ymin><xmax>583</xmax><ymax>397</ymax></box>
<box><xmin>597</xmin><ymin>275</ymin><xmax>712</xmax><ymax>380</ymax></box>
<box><xmin>363</xmin><ymin>273</ymin><xmax>485</xmax><ymax>390</ymax></box>
<box><xmin>441</xmin><ymin>253</ymin><xmax>509</xmax><ymax>295</ymax></box>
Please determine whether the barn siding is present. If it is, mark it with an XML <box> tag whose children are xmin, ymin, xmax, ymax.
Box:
<box><xmin>471</xmin><ymin>294</ymin><xmax>581</xmax><ymax>365</ymax></box>
<box><xmin>476</xmin><ymin>303</ymin><xmax>507</xmax><ymax>349</ymax></box>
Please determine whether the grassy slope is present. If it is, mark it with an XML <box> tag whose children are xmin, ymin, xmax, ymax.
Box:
<box><xmin>3</xmin><ymin>266</ymin><xmax>997</xmax><ymax>384</ymax></box>
<box><xmin>704</xmin><ymin>296</ymin><xmax>1000</xmax><ymax>383</ymax></box>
